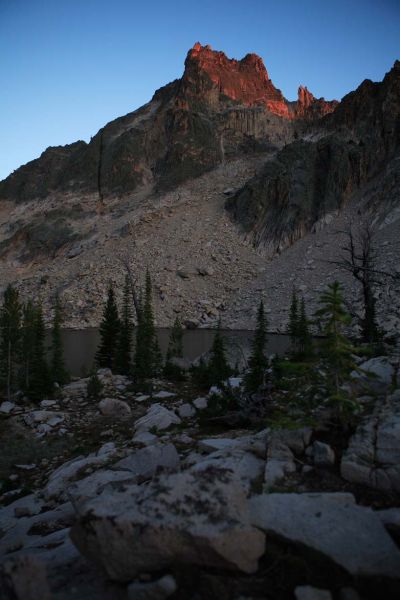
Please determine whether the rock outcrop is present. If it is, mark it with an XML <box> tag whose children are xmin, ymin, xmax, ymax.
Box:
<box><xmin>227</xmin><ymin>60</ymin><xmax>400</xmax><ymax>255</ymax></box>
<box><xmin>0</xmin><ymin>44</ymin><xmax>337</xmax><ymax>203</ymax></box>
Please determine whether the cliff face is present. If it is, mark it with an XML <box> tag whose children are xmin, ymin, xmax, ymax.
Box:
<box><xmin>0</xmin><ymin>44</ymin><xmax>338</xmax><ymax>202</ymax></box>
<box><xmin>226</xmin><ymin>61</ymin><xmax>400</xmax><ymax>256</ymax></box>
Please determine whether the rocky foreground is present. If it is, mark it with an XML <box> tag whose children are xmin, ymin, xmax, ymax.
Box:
<box><xmin>0</xmin><ymin>357</ymin><xmax>400</xmax><ymax>600</ymax></box>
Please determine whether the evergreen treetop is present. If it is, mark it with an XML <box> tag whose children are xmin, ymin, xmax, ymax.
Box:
<box><xmin>288</xmin><ymin>288</ymin><xmax>299</xmax><ymax>353</ymax></box>
<box><xmin>133</xmin><ymin>269</ymin><xmax>160</xmax><ymax>380</ymax></box>
<box><xmin>116</xmin><ymin>276</ymin><xmax>133</xmax><ymax>376</ymax></box>
<box><xmin>315</xmin><ymin>281</ymin><xmax>358</xmax><ymax>414</ymax></box>
<box><xmin>96</xmin><ymin>283</ymin><xmax>120</xmax><ymax>371</ymax></box>
<box><xmin>0</xmin><ymin>285</ymin><xmax>22</xmax><ymax>401</ymax></box>
<box><xmin>208</xmin><ymin>320</ymin><xmax>231</xmax><ymax>385</ymax></box>
<box><xmin>245</xmin><ymin>300</ymin><xmax>268</xmax><ymax>393</ymax></box>
<box><xmin>29</xmin><ymin>303</ymin><xmax>52</xmax><ymax>402</ymax></box>
<box><xmin>51</xmin><ymin>294</ymin><xmax>69</xmax><ymax>385</ymax></box>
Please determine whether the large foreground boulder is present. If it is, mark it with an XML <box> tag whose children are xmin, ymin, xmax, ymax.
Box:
<box><xmin>70</xmin><ymin>467</ymin><xmax>265</xmax><ymax>581</ymax></box>
<box><xmin>249</xmin><ymin>492</ymin><xmax>400</xmax><ymax>578</ymax></box>
<box><xmin>341</xmin><ymin>392</ymin><xmax>400</xmax><ymax>492</ymax></box>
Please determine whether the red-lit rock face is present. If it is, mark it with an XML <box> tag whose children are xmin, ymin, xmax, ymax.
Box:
<box><xmin>181</xmin><ymin>43</ymin><xmax>337</xmax><ymax>120</ymax></box>
<box><xmin>295</xmin><ymin>85</ymin><xmax>339</xmax><ymax>118</ymax></box>
<box><xmin>182</xmin><ymin>43</ymin><xmax>290</xmax><ymax>117</ymax></box>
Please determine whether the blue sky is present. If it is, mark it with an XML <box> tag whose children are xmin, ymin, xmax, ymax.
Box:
<box><xmin>0</xmin><ymin>0</ymin><xmax>399</xmax><ymax>181</ymax></box>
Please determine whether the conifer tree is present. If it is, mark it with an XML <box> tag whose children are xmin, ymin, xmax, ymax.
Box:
<box><xmin>245</xmin><ymin>300</ymin><xmax>268</xmax><ymax>393</ymax></box>
<box><xmin>164</xmin><ymin>317</ymin><xmax>184</xmax><ymax>379</ymax></box>
<box><xmin>50</xmin><ymin>294</ymin><xmax>69</xmax><ymax>385</ymax></box>
<box><xmin>288</xmin><ymin>288</ymin><xmax>299</xmax><ymax>354</ymax></box>
<box><xmin>20</xmin><ymin>299</ymin><xmax>36</xmax><ymax>393</ymax></box>
<box><xmin>96</xmin><ymin>284</ymin><xmax>120</xmax><ymax>371</ymax></box>
<box><xmin>315</xmin><ymin>281</ymin><xmax>357</xmax><ymax>409</ymax></box>
<box><xmin>152</xmin><ymin>336</ymin><xmax>164</xmax><ymax>377</ymax></box>
<box><xmin>166</xmin><ymin>317</ymin><xmax>183</xmax><ymax>361</ymax></box>
<box><xmin>208</xmin><ymin>320</ymin><xmax>231</xmax><ymax>385</ymax></box>
<box><xmin>116</xmin><ymin>276</ymin><xmax>133</xmax><ymax>376</ymax></box>
<box><xmin>133</xmin><ymin>270</ymin><xmax>159</xmax><ymax>380</ymax></box>
<box><xmin>0</xmin><ymin>285</ymin><xmax>22</xmax><ymax>401</ymax></box>
<box><xmin>29</xmin><ymin>304</ymin><xmax>52</xmax><ymax>401</ymax></box>
<box><xmin>298</xmin><ymin>296</ymin><xmax>313</xmax><ymax>358</ymax></box>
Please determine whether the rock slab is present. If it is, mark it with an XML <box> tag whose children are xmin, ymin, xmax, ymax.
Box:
<box><xmin>249</xmin><ymin>492</ymin><xmax>400</xmax><ymax>578</ymax></box>
<box><xmin>71</xmin><ymin>467</ymin><xmax>265</xmax><ymax>581</ymax></box>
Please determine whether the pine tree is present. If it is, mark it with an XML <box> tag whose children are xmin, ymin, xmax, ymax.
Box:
<box><xmin>315</xmin><ymin>281</ymin><xmax>357</xmax><ymax>412</ymax></box>
<box><xmin>96</xmin><ymin>284</ymin><xmax>120</xmax><ymax>371</ymax></box>
<box><xmin>208</xmin><ymin>320</ymin><xmax>231</xmax><ymax>385</ymax></box>
<box><xmin>50</xmin><ymin>295</ymin><xmax>69</xmax><ymax>385</ymax></box>
<box><xmin>19</xmin><ymin>299</ymin><xmax>36</xmax><ymax>393</ymax></box>
<box><xmin>164</xmin><ymin>317</ymin><xmax>184</xmax><ymax>380</ymax></box>
<box><xmin>0</xmin><ymin>285</ymin><xmax>22</xmax><ymax>401</ymax></box>
<box><xmin>29</xmin><ymin>304</ymin><xmax>52</xmax><ymax>402</ymax></box>
<box><xmin>116</xmin><ymin>276</ymin><xmax>133</xmax><ymax>375</ymax></box>
<box><xmin>288</xmin><ymin>288</ymin><xmax>299</xmax><ymax>354</ymax></box>
<box><xmin>133</xmin><ymin>270</ymin><xmax>158</xmax><ymax>380</ymax></box>
<box><xmin>166</xmin><ymin>317</ymin><xmax>183</xmax><ymax>360</ymax></box>
<box><xmin>298</xmin><ymin>296</ymin><xmax>313</xmax><ymax>358</ymax></box>
<box><xmin>245</xmin><ymin>300</ymin><xmax>268</xmax><ymax>393</ymax></box>
<box><xmin>152</xmin><ymin>336</ymin><xmax>164</xmax><ymax>377</ymax></box>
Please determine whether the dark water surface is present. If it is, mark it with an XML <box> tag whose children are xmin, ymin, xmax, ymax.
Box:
<box><xmin>57</xmin><ymin>328</ymin><xmax>291</xmax><ymax>377</ymax></box>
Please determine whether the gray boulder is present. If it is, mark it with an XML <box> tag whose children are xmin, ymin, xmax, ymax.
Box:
<box><xmin>351</xmin><ymin>357</ymin><xmax>394</xmax><ymax>392</ymax></box>
<box><xmin>249</xmin><ymin>492</ymin><xmax>400</xmax><ymax>578</ymax></box>
<box><xmin>264</xmin><ymin>441</ymin><xmax>296</xmax><ymax>490</ymax></box>
<box><xmin>44</xmin><ymin>442</ymin><xmax>118</xmax><ymax>500</ymax></box>
<box><xmin>70</xmin><ymin>467</ymin><xmax>265</xmax><ymax>581</ymax></box>
<box><xmin>341</xmin><ymin>395</ymin><xmax>400</xmax><ymax>492</ymax></box>
<box><xmin>0</xmin><ymin>556</ymin><xmax>51</xmax><ymax>600</ymax></box>
<box><xmin>312</xmin><ymin>441</ymin><xmax>335</xmax><ymax>466</ymax></box>
<box><xmin>127</xmin><ymin>575</ymin><xmax>177</xmax><ymax>600</ymax></box>
<box><xmin>177</xmin><ymin>403</ymin><xmax>196</xmax><ymax>419</ymax></box>
<box><xmin>113</xmin><ymin>443</ymin><xmax>180</xmax><ymax>481</ymax></box>
<box><xmin>134</xmin><ymin>403</ymin><xmax>181</xmax><ymax>433</ymax></box>
<box><xmin>376</xmin><ymin>508</ymin><xmax>400</xmax><ymax>537</ymax></box>
<box><xmin>295</xmin><ymin>586</ymin><xmax>332</xmax><ymax>600</ymax></box>
<box><xmin>99</xmin><ymin>398</ymin><xmax>131</xmax><ymax>417</ymax></box>
<box><xmin>269</xmin><ymin>427</ymin><xmax>312</xmax><ymax>454</ymax></box>
<box><xmin>68</xmin><ymin>469</ymin><xmax>136</xmax><ymax>505</ymax></box>
<box><xmin>190</xmin><ymin>449</ymin><xmax>264</xmax><ymax>493</ymax></box>
<box><xmin>0</xmin><ymin>401</ymin><xmax>16</xmax><ymax>415</ymax></box>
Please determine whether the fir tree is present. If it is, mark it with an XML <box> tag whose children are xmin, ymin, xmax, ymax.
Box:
<box><xmin>51</xmin><ymin>295</ymin><xmax>69</xmax><ymax>385</ymax></box>
<box><xmin>96</xmin><ymin>284</ymin><xmax>120</xmax><ymax>371</ymax></box>
<box><xmin>315</xmin><ymin>281</ymin><xmax>357</xmax><ymax>413</ymax></box>
<box><xmin>245</xmin><ymin>300</ymin><xmax>268</xmax><ymax>393</ymax></box>
<box><xmin>0</xmin><ymin>285</ymin><xmax>22</xmax><ymax>401</ymax></box>
<box><xmin>29</xmin><ymin>304</ymin><xmax>52</xmax><ymax>401</ymax></box>
<box><xmin>166</xmin><ymin>317</ymin><xmax>183</xmax><ymax>360</ymax></box>
<box><xmin>164</xmin><ymin>317</ymin><xmax>184</xmax><ymax>380</ymax></box>
<box><xmin>288</xmin><ymin>288</ymin><xmax>299</xmax><ymax>354</ymax></box>
<box><xmin>19</xmin><ymin>300</ymin><xmax>36</xmax><ymax>393</ymax></box>
<box><xmin>116</xmin><ymin>276</ymin><xmax>133</xmax><ymax>376</ymax></box>
<box><xmin>298</xmin><ymin>296</ymin><xmax>313</xmax><ymax>358</ymax></box>
<box><xmin>208</xmin><ymin>320</ymin><xmax>231</xmax><ymax>385</ymax></box>
<box><xmin>133</xmin><ymin>270</ymin><xmax>159</xmax><ymax>380</ymax></box>
<box><xmin>87</xmin><ymin>370</ymin><xmax>103</xmax><ymax>400</ymax></box>
<box><xmin>152</xmin><ymin>336</ymin><xmax>164</xmax><ymax>377</ymax></box>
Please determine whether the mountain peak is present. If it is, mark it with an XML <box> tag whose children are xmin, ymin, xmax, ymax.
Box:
<box><xmin>183</xmin><ymin>43</ymin><xmax>288</xmax><ymax>116</ymax></box>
